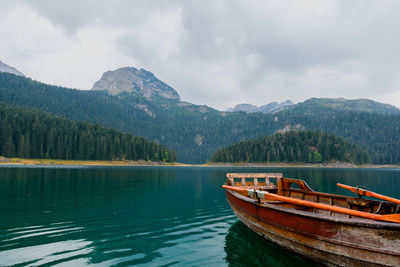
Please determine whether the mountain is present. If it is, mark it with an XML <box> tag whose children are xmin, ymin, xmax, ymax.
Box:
<box><xmin>0</xmin><ymin>61</ymin><xmax>24</xmax><ymax>76</ymax></box>
<box><xmin>227</xmin><ymin>100</ymin><xmax>294</xmax><ymax>113</ymax></box>
<box><xmin>1</xmin><ymin>71</ymin><xmax>400</xmax><ymax>164</ymax></box>
<box><xmin>92</xmin><ymin>67</ymin><xmax>180</xmax><ymax>100</ymax></box>
<box><xmin>226</xmin><ymin>103</ymin><xmax>260</xmax><ymax>113</ymax></box>
<box><xmin>260</xmin><ymin>100</ymin><xmax>294</xmax><ymax>113</ymax></box>
<box><xmin>0</xmin><ymin>72</ymin><xmax>234</xmax><ymax>163</ymax></box>
<box><xmin>211</xmin><ymin>130</ymin><xmax>370</xmax><ymax>164</ymax></box>
<box><xmin>227</xmin><ymin>98</ymin><xmax>400</xmax><ymax>115</ymax></box>
<box><xmin>289</xmin><ymin>97</ymin><xmax>400</xmax><ymax>115</ymax></box>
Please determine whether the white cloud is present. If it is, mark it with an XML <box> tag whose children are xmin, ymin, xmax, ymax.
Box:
<box><xmin>0</xmin><ymin>0</ymin><xmax>400</xmax><ymax>109</ymax></box>
<box><xmin>0</xmin><ymin>4</ymin><xmax>135</xmax><ymax>89</ymax></box>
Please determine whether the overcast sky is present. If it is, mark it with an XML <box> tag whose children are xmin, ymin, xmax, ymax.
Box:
<box><xmin>1</xmin><ymin>1</ymin><xmax>400</xmax><ymax>110</ymax></box>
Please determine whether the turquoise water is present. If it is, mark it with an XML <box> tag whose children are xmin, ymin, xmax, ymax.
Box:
<box><xmin>0</xmin><ymin>166</ymin><xmax>399</xmax><ymax>266</ymax></box>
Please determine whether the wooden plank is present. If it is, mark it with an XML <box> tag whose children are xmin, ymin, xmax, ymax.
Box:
<box><xmin>226</xmin><ymin>173</ymin><xmax>283</xmax><ymax>178</ymax></box>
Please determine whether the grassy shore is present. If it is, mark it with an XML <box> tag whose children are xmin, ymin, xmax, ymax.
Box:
<box><xmin>0</xmin><ymin>156</ymin><xmax>187</xmax><ymax>166</ymax></box>
<box><xmin>0</xmin><ymin>156</ymin><xmax>399</xmax><ymax>168</ymax></box>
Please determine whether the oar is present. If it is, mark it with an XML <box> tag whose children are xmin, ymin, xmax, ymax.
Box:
<box><xmin>222</xmin><ymin>185</ymin><xmax>400</xmax><ymax>224</ymax></box>
<box><xmin>337</xmin><ymin>183</ymin><xmax>400</xmax><ymax>205</ymax></box>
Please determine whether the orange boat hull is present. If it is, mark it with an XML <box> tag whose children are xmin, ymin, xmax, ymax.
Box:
<box><xmin>226</xmin><ymin>189</ymin><xmax>400</xmax><ymax>266</ymax></box>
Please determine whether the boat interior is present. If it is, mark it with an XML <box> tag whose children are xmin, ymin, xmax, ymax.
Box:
<box><xmin>226</xmin><ymin>173</ymin><xmax>400</xmax><ymax>218</ymax></box>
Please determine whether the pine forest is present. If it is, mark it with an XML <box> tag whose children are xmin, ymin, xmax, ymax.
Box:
<box><xmin>0</xmin><ymin>104</ymin><xmax>176</xmax><ymax>162</ymax></box>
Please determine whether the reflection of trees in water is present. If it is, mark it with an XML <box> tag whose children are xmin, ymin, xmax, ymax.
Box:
<box><xmin>224</xmin><ymin>222</ymin><xmax>315</xmax><ymax>267</ymax></box>
<box><xmin>0</xmin><ymin>167</ymin><xmax>232</xmax><ymax>265</ymax></box>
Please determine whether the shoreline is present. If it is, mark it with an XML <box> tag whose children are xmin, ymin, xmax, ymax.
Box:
<box><xmin>0</xmin><ymin>157</ymin><xmax>188</xmax><ymax>167</ymax></box>
<box><xmin>204</xmin><ymin>162</ymin><xmax>400</xmax><ymax>169</ymax></box>
<box><xmin>0</xmin><ymin>157</ymin><xmax>399</xmax><ymax>169</ymax></box>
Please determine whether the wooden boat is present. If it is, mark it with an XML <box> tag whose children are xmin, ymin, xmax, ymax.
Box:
<box><xmin>222</xmin><ymin>173</ymin><xmax>400</xmax><ymax>266</ymax></box>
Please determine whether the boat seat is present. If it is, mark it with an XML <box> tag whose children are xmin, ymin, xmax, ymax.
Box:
<box><xmin>232</xmin><ymin>177</ymin><xmax>275</xmax><ymax>188</ymax></box>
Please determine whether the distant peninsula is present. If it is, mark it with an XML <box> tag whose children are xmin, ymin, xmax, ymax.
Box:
<box><xmin>211</xmin><ymin>130</ymin><xmax>370</xmax><ymax>164</ymax></box>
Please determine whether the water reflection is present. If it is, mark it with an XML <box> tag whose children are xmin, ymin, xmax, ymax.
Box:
<box><xmin>0</xmin><ymin>166</ymin><xmax>399</xmax><ymax>266</ymax></box>
<box><xmin>0</xmin><ymin>167</ymin><xmax>234</xmax><ymax>266</ymax></box>
<box><xmin>0</xmin><ymin>238</ymin><xmax>93</xmax><ymax>266</ymax></box>
<box><xmin>224</xmin><ymin>222</ymin><xmax>314</xmax><ymax>267</ymax></box>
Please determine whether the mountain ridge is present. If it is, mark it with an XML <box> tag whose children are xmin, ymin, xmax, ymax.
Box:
<box><xmin>289</xmin><ymin>97</ymin><xmax>400</xmax><ymax>115</ymax></box>
<box><xmin>226</xmin><ymin>100</ymin><xmax>294</xmax><ymax>113</ymax></box>
<box><xmin>226</xmin><ymin>97</ymin><xmax>400</xmax><ymax>115</ymax></box>
<box><xmin>0</xmin><ymin>60</ymin><xmax>24</xmax><ymax>76</ymax></box>
<box><xmin>1</xmin><ymin>71</ymin><xmax>400</xmax><ymax>164</ymax></box>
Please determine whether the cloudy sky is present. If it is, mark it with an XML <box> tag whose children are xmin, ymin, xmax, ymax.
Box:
<box><xmin>1</xmin><ymin>0</ymin><xmax>400</xmax><ymax>110</ymax></box>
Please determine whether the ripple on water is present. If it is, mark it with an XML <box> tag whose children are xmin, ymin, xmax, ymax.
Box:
<box><xmin>0</xmin><ymin>212</ymin><xmax>237</xmax><ymax>267</ymax></box>
<box><xmin>0</xmin><ymin>239</ymin><xmax>93</xmax><ymax>266</ymax></box>
<box><xmin>3</xmin><ymin>226</ymin><xmax>84</xmax><ymax>242</ymax></box>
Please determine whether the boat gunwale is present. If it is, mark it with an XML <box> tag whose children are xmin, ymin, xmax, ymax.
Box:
<box><xmin>226</xmin><ymin>186</ymin><xmax>400</xmax><ymax>230</ymax></box>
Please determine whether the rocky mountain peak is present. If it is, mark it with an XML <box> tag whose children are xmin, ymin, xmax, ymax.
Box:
<box><xmin>91</xmin><ymin>67</ymin><xmax>180</xmax><ymax>100</ymax></box>
<box><xmin>226</xmin><ymin>103</ymin><xmax>259</xmax><ymax>113</ymax></box>
<box><xmin>0</xmin><ymin>61</ymin><xmax>24</xmax><ymax>76</ymax></box>
<box><xmin>227</xmin><ymin>100</ymin><xmax>294</xmax><ymax>113</ymax></box>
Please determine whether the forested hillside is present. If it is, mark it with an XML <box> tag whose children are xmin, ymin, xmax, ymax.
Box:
<box><xmin>0</xmin><ymin>103</ymin><xmax>175</xmax><ymax>161</ymax></box>
<box><xmin>280</xmin><ymin>110</ymin><xmax>400</xmax><ymax>164</ymax></box>
<box><xmin>0</xmin><ymin>72</ymin><xmax>278</xmax><ymax>162</ymax></box>
<box><xmin>1</xmin><ymin>72</ymin><xmax>400</xmax><ymax>164</ymax></box>
<box><xmin>211</xmin><ymin>131</ymin><xmax>370</xmax><ymax>164</ymax></box>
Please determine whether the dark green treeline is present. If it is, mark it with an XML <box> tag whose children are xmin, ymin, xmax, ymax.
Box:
<box><xmin>211</xmin><ymin>130</ymin><xmax>370</xmax><ymax>164</ymax></box>
<box><xmin>0</xmin><ymin>104</ymin><xmax>176</xmax><ymax>161</ymax></box>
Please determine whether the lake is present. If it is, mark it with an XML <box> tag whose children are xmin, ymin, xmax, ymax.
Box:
<box><xmin>1</xmin><ymin>166</ymin><xmax>400</xmax><ymax>266</ymax></box>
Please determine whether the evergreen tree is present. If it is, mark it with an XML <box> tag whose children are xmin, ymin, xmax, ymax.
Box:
<box><xmin>313</xmin><ymin>151</ymin><xmax>323</xmax><ymax>163</ymax></box>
